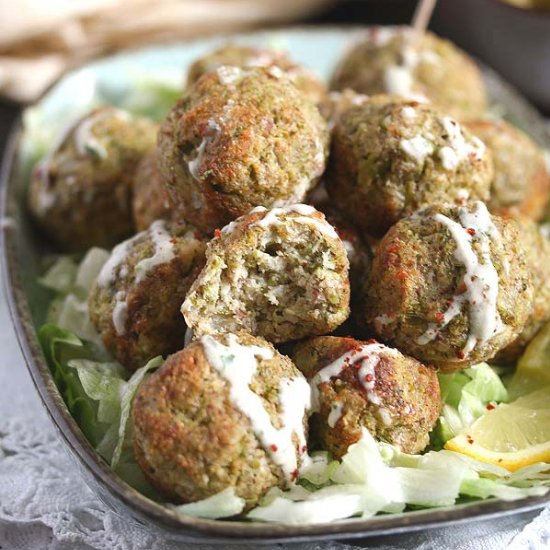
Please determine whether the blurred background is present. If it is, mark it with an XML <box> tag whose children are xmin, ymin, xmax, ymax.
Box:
<box><xmin>0</xmin><ymin>0</ymin><xmax>549</xmax><ymax>131</ymax></box>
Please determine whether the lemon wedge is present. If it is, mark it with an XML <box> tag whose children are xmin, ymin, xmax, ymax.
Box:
<box><xmin>444</xmin><ymin>386</ymin><xmax>550</xmax><ymax>471</ymax></box>
<box><xmin>508</xmin><ymin>321</ymin><xmax>550</xmax><ymax>398</ymax></box>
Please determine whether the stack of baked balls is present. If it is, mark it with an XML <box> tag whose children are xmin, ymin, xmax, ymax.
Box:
<box><xmin>28</xmin><ymin>27</ymin><xmax>550</xmax><ymax>511</ymax></box>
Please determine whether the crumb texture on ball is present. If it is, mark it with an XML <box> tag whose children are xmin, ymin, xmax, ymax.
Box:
<box><xmin>292</xmin><ymin>336</ymin><xmax>440</xmax><ymax>458</ymax></box>
<box><xmin>362</xmin><ymin>201</ymin><xmax>533</xmax><ymax>371</ymax></box>
<box><xmin>326</xmin><ymin>96</ymin><xmax>493</xmax><ymax>237</ymax></box>
<box><xmin>181</xmin><ymin>204</ymin><xmax>350</xmax><ymax>343</ymax></box>
<box><xmin>89</xmin><ymin>220</ymin><xmax>207</xmax><ymax>371</ymax></box>
<box><xmin>132</xmin><ymin>332</ymin><xmax>310</xmax><ymax>508</ymax></box>
<box><xmin>158</xmin><ymin>67</ymin><xmax>329</xmax><ymax>234</ymax></box>
<box><xmin>28</xmin><ymin>106</ymin><xmax>157</xmax><ymax>251</ymax></box>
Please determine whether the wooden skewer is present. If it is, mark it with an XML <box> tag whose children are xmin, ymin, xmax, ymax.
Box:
<box><xmin>411</xmin><ymin>0</ymin><xmax>438</xmax><ymax>35</ymax></box>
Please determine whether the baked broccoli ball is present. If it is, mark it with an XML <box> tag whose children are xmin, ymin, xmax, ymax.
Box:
<box><xmin>182</xmin><ymin>204</ymin><xmax>350</xmax><ymax>343</ymax></box>
<box><xmin>158</xmin><ymin>66</ymin><xmax>329</xmax><ymax>234</ymax></box>
<box><xmin>326</xmin><ymin>96</ymin><xmax>493</xmax><ymax>237</ymax></box>
<box><xmin>361</xmin><ymin>201</ymin><xmax>533</xmax><ymax>371</ymax></box>
<box><xmin>132</xmin><ymin>332</ymin><xmax>310</xmax><ymax>508</ymax></box>
<box><xmin>465</xmin><ymin>119</ymin><xmax>550</xmax><ymax>221</ymax></box>
<box><xmin>187</xmin><ymin>44</ymin><xmax>327</xmax><ymax>104</ymax></box>
<box><xmin>330</xmin><ymin>27</ymin><xmax>488</xmax><ymax>120</ymax></box>
<box><xmin>292</xmin><ymin>336</ymin><xmax>440</xmax><ymax>458</ymax></box>
<box><xmin>89</xmin><ymin>220</ymin><xmax>206</xmax><ymax>371</ymax></box>
<box><xmin>494</xmin><ymin>220</ymin><xmax>550</xmax><ymax>364</ymax></box>
<box><xmin>28</xmin><ymin>106</ymin><xmax>157</xmax><ymax>251</ymax></box>
<box><xmin>132</xmin><ymin>149</ymin><xmax>180</xmax><ymax>231</ymax></box>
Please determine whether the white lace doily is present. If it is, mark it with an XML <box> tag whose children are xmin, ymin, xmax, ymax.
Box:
<box><xmin>0</xmin><ymin>294</ymin><xmax>548</xmax><ymax>550</ymax></box>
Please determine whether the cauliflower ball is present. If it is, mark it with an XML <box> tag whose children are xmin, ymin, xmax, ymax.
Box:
<box><xmin>292</xmin><ymin>336</ymin><xmax>440</xmax><ymax>458</ymax></box>
<box><xmin>181</xmin><ymin>204</ymin><xmax>350</xmax><ymax>343</ymax></box>
<box><xmin>330</xmin><ymin>26</ymin><xmax>488</xmax><ymax>120</ymax></box>
<box><xmin>494</xmin><ymin>219</ymin><xmax>550</xmax><ymax>364</ymax></box>
<box><xmin>158</xmin><ymin>67</ymin><xmax>329</xmax><ymax>234</ymax></box>
<box><xmin>326</xmin><ymin>95</ymin><xmax>493</xmax><ymax>237</ymax></box>
<box><xmin>132</xmin><ymin>149</ymin><xmax>180</xmax><ymax>231</ymax></box>
<box><xmin>89</xmin><ymin>220</ymin><xmax>206</xmax><ymax>371</ymax></box>
<box><xmin>465</xmin><ymin>119</ymin><xmax>550</xmax><ymax>221</ymax></box>
<box><xmin>361</xmin><ymin>201</ymin><xmax>533</xmax><ymax>371</ymax></box>
<box><xmin>132</xmin><ymin>332</ymin><xmax>310</xmax><ymax>509</ymax></box>
<box><xmin>28</xmin><ymin>106</ymin><xmax>157</xmax><ymax>251</ymax></box>
<box><xmin>187</xmin><ymin>43</ymin><xmax>327</xmax><ymax>104</ymax></box>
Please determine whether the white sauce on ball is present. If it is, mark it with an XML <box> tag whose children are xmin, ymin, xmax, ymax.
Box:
<box><xmin>201</xmin><ymin>334</ymin><xmax>310</xmax><ymax>483</ymax></box>
<box><xmin>250</xmin><ymin>204</ymin><xmax>338</xmax><ymax>240</ymax></box>
<box><xmin>439</xmin><ymin>117</ymin><xmax>486</xmax><ymax>171</ymax></box>
<box><xmin>112</xmin><ymin>290</ymin><xmax>128</xmax><ymax>335</ymax></box>
<box><xmin>134</xmin><ymin>221</ymin><xmax>175</xmax><ymax>282</ymax></box>
<box><xmin>400</xmin><ymin>135</ymin><xmax>434</xmax><ymax>165</ymax></box>
<box><xmin>309</xmin><ymin>342</ymin><xmax>398</xmax><ymax>414</ymax></box>
<box><xmin>74</xmin><ymin>109</ymin><xmax>130</xmax><ymax>159</ymax></box>
<box><xmin>416</xmin><ymin>201</ymin><xmax>504</xmax><ymax>356</ymax></box>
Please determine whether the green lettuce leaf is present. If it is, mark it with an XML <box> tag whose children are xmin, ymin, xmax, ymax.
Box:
<box><xmin>431</xmin><ymin>363</ymin><xmax>508</xmax><ymax>449</ymax></box>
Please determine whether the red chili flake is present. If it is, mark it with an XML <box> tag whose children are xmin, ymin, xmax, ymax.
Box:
<box><xmin>270</xmin><ymin>444</ymin><xmax>278</xmax><ymax>452</ymax></box>
<box><xmin>435</xmin><ymin>313</ymin><xmax>445</xmax><ymax>324</ymax></box>
<box><xmin>170</xmin><ymin>238</ymin><xmax>177</xmax><ymax>244</ymax></box>
<box><xmin>395</xmin><ymin>270</ymin><xmax>407</xmax><ymax>281</ymax></box>
<box><xmin>456</xmin><ymin>351</ymin><xmax>465</xmax><ymax>360</ymax></box>
<box><xmin>301</xmin><ymin>445</ymin><xmax>308</xmax><ymax>454</ymax></box>
<box><xmin>387</xmin><ymin>243</ymin><xmax>400</xmax><ymax>254</ymax></box>
<box><xmin>364</xmin><ymin>373</ymin><xmax>374</xmax><ymax>383</ymax></box>
<box><xmin>467</xmin><ymin>436</ymin><xmax>474</xmax><ymax>445</ymax></box>
<box><xmin>486</xmin><ymin>403</ymin><xmax>495</xmax><ymax>411</ymax></box>
<box><xmin>291</xmin><ymin>468</ymin><xmax>300</xmax><ymax>481</ymax></box>
<box><xmin>214</xmin><ymin>229</ymin><xmax>222</xmax><ymax>238</ymax></box>
<box><xmin>467</xmin><ymin>228</ymin><xmax>476</xmax><ymax>236</ymax></box>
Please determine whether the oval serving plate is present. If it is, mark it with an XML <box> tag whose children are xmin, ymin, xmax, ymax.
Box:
<box><xmin>2</xmin><ymin>27</ymin><xmax>550</xmax><ymax>545</ymax></box>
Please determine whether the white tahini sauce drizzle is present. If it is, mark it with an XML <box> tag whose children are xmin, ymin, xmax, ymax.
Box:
<box><xmin>96</xmin><ymin>221</ymin><xmax>181</xmax><ymax>334</ymax></box>
<box><xmin>74</xmin><ymin>109</ymin><xmax>130</xmax><ymax>159</ymax></box>
<box><xmin>310</xmin><ymin>343</ymin><xmax>398</xmax><ymax>413</ymax></box>
<box><xmin>216</xmin><ymin>65</ymin><xmax>244</xmax><ymax>85</ymax></box>
<box><xmin>327</xmin><ymin>401</ymin><xmax>344</xmax><ymax>428</ymax></box>
<box><xmin>400</xmin><ymin>135</ymin><xmax>434</xmax><ymax>165</ymax></box>
<box><xmin>416</xmin><ymin>201</ymin><xmax>504</xmax><ymax>356</ymax></box>
<box><xmin>134</xmin><ymin>220</ymin><xmax>175</xmax><ymax>282</ymax></box>
<box><xmin>250</xmin><ymin>204</ymin><xmax>338</xmax><ymax>240</ymax></box>
<box><xmin>188</xmin><ymin>119</ymin><xmax>221</xmax><ymax>181</ymax></box>
<box><xmin>400</xmin><ymin>106</ymin><xmax>417</xmax><ymax>119</ymax></box>
<box><xmin>201</xmin><ymin>334</ymin><xmax>310</xmax><ymax>483</ymax></box>
<box><xmin>383</xmin><ymin>44</ymin><xmax>427</xmax><ymax>102</ymax></box>
<box><xmin>97</xmin><ymin>230</ymin><xmax>144</xmax><ymax>288</ymax></box>
<box><xmin>439</xmin><ymin>117</ymin><xmax>486</xmax><ymax>171</ymax></box>
<box><xmin>112</xmin><ymin>290</ymin><xmax>128</xmax><ymax>335</ymax></box>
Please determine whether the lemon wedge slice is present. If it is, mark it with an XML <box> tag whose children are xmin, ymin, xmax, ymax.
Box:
<box><xmin>444</xmin><ymin>386</ymin><xmax>550</xmax><ymax>471</ymax></box>
<box><xmin>508</xmin><ymin>321</ymin><xmax>550</xmax><ymax>397</ymax></box>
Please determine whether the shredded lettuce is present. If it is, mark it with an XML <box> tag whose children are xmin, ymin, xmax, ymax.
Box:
<box><xmin>41</xmin><ymin>248</ymin><xmax>109</xmax><ymax>349</ymax></box>
<box><xmin>246</xmin><ymin>429</ymin><xmax>549</xmax><ymax>524</ymax></box>
<box><xmin>431</xmin><ymin>363</ymin><xmax>508</xmax><ymax>448</ymax></box>
<box><xmin>172</xmin><ymin>489</ymin><xmax>246</xmax><ymax>520</ymax></box>
<box><xmin>38</xmin><ymin>323</ymin><xmax>162</xmax><ymax>497</ymax></box>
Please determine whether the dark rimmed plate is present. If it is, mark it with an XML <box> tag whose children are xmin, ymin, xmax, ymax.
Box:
<box><xmin>2</xmin><ymin>27</ymin><xmax>550</xmax><ymax>545</ymax></box>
